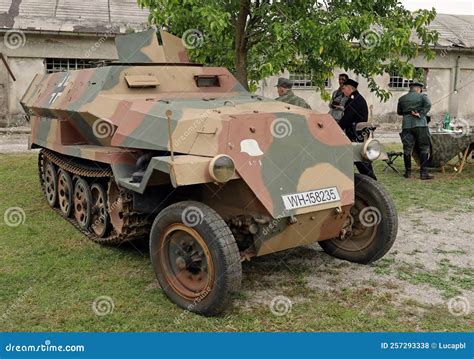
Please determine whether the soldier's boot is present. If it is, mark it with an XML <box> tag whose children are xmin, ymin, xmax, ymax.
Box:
<box><xmin>419</xmin><ymin>152</ymin><xmax>434</xmax><ymax>180</ymax></box>
<box><xmin>403</xmin><ymin>154</ymin><xmax>412</xmax><ymax>178</ymax></box>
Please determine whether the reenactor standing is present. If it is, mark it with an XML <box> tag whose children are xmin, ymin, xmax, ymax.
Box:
<box><xmin>275</xmin><ymin>78</ymin><xmax>311</xmax><ymax>109</ymax></box>
<box><xmin>329</xmin><ymin>73</ymin><xmax>349</xmax><ymax>122</ymax></box>
<box><xmin>338</xmin><ymin>79</ymin><xmax>377</xmax><ymax>180</ymax></box>
<box><xmin>397</xmin><ymin>82</ymin><xmax>433</xmax><ymax>180</ymax></box>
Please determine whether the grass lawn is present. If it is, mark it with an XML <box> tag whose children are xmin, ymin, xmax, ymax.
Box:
<box><xmin>0</xmin><ymin>148</ymin><xmax>472</xmax><ymax>332</ymax></box>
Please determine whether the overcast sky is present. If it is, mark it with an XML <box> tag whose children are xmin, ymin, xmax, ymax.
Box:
<box><xmin>401</xmin><ymin>0</ymin><xmax>473</xmax><ymax>15</ymax></box>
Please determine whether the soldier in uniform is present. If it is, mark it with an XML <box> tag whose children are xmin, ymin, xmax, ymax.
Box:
<box><xmin>397</xmin><ymin>81</ymin><xmax>433</xmax><ymax>180</ymax></box>
<box><xmin>329</xmin><ymin>73</ymin><xmax>349</xmax><ymax>122</ymax></box>
<box><xmin>275</xmin><ymin>78</ymin><xmax>311</xmax><ymax>109</ymax></box>
<box><xmin>338</xmin><ymin>78</ymin><xmax>377</xmax><ymax>180</ymax></box>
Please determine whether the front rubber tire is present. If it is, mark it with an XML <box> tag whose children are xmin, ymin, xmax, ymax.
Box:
<box><xmin>319</xmin><ymin>174</ymin><xmax>398</xmax><ymax>264</ymax></box>
<box><xmin>150</xmin><ymin>201</ymin><xmax>242</xmax><ymax>316</ymax></box>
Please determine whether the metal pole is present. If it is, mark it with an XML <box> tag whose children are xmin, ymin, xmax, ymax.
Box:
<box><xmin>0</xmin><ymin>53</ymin><xmax>16</xmax><ymax>81</ymax></box>
<box><xmin>166</xmin><ymin>110</ymin><xmax>174</xmax><ymax>161</ymax></box>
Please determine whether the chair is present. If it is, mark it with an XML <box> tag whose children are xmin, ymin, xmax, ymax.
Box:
<box><xmin>383</xmin><ymin>151</ymin><xmax>403</xmax><ymax>174</ymax></box>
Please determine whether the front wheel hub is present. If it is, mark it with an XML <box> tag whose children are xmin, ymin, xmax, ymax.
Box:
<box><xmin>333</xmin><ymin>197</ymin><xmax>378</xmax><ymax>251</ymax></box>
<box><xmin>175</xmin><ymin>256</ymin><xmax>187</xmax><ymax>270</ymax></box>
<box><xmin>159</xmin><ymin>224</ymin><xmax>214</xmax><ymax>300</ymax></box>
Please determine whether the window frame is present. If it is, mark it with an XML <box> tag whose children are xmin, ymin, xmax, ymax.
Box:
<box><xmin>289</xmin><ymin>69</ymin><xmax>331</xmax><ymax>90</ymax></box>
<box><xmin>388</xmin><ymin>68</ymin><xmax>428</xmax><ymax>90</ymax></box>
<box><xmin>44</xmin><ymin>58</ymin><xmax>97</xmax><ymax>74</ymax></box>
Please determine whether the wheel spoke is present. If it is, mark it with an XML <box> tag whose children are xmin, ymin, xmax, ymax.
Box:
<box><xmin>90</xmin><ymin>183</ymin><xmax>110</xmax><ymax>238</ymax></box>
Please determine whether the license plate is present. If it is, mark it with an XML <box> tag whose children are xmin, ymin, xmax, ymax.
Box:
<box><xmin>281</xmin><ymin>187</ymin><xmax>340</xmax><ymax>210</ymax></box>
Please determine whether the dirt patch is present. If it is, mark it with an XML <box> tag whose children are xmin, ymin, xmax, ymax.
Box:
<box><xmin>307</xmin><ymin>208</ymin><xmax>473</xmax><ymax>306</ymax></box>
<box><xmin>239</xmin><ymin>209</ymin><xmax>473</xmax><ymax>310</ymax></box>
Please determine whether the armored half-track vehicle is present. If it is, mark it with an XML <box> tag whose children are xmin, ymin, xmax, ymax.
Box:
<box><xmin>21</xmin><ymin>30</ymin><xmax>398</xmax><ymax>316</ymax></box>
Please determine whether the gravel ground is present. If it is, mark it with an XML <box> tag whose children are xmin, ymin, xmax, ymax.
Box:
<box><xmin>238</xmin><ymin>209</ymin><xmax>473</xmax><ymax>312</ymax></box>
<box><xmin>0</xmin><ymin>134</ymin><xmax>31</xmax><ymax>154</ymax></box>
<box><xmin>303</xmin><ymin>209</ymin><xmax>473</xmax><ymax>305</ymax></box>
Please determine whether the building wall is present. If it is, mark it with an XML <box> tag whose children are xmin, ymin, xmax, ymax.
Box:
<box><xmin>458</xmin><ymin>68</ymin><xmax>474</xmax><ymax>119</ymax></box>
<box><xmin>0</xmin><ymin>33</ymin><xmax>118</xmax><ymax>126</ymax></box>
<box><xmin>8</xmin><ymin>58</ymin><xmax>44</xmax><ymax>116</ymax></box>
<box><xmin>257</xmin><ymin>50</ymin><xmax>474</xmax><ymax>127</ymax></box>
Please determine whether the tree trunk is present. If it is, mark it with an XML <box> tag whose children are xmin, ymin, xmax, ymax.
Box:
<box><xmin>234</xmin><ymin>0</ymin><xmax>250</xmax><ymax>90</ymax></box>
<box><xmin>235</xmin><ymin>50</ymin><xmax>248</xmax><ymax>90</ymax></box>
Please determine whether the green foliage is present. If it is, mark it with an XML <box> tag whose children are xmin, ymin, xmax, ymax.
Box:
<box><xmin>137</xmin><ymin>0</ymin><xmax>438</xmax><ymax>100</ymax></box>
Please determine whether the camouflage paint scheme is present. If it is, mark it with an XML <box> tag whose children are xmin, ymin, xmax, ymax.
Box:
<box><xmin>411</xmin><ymin>131</ymin><xmax>473</xmax><ymax>168</ymax></box>
<box><xmin>427</xmin><ymin>132</ymin><xmax>473</xmax><ymax>167</ymax></box>
<box><xmin>22</xmin><ymin>30</ymin><xmax>365</xmax><ymax>256</ymax></box>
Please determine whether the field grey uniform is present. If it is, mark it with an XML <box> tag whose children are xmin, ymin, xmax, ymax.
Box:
<box><xmin>275</xmin><ymin>78</ymin><xmax>311</xmax><ymax>109</ymax></box>
<box><xmin>397</xmin><ymin>83</ymin><xmax>433</xmax><ymax>179</ymax></box>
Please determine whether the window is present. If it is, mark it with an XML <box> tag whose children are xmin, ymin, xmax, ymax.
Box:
<box><xmin>289</xmin><ymin>70</ymin><xmax>331</xmax><ymax>89</ymax></box>
<box><xmin>45</xmin><ymin>58</ymin><xmax>97</xmax><ymax>73</ymax></box>
<box><xmin>388</xmin><ymin>73</ymin><xmax>411</xmax><ymax>89</ymax></box>
<box><xmin>389</xmin><ymin>68</ymin><xmax>427</xmax><ymax>89</ymax></box>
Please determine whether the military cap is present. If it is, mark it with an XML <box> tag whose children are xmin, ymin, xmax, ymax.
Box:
<box><xmin>343</xmin><ymin>78</ymin><xmax>359</xmax><ymax>88</ymax></box>
<box><xmin>409</xmin><ymin>81</ymin><xmax>424</xmax><ymax>88</ymax></box>
<box><xmin>275</xmin><ymin>77</ymin><xmax>293</xmax><ymax>88</ymax></box>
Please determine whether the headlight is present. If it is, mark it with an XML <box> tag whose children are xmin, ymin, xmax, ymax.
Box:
<box><xmin>362</xmin><ymin>139</ymin><xmax>382</xmax><ymax>161</ymax></box>
<box><xmin>209</xmin><ymin>155</ymin><xmax>235</xmax><ymax>183</ymax></box>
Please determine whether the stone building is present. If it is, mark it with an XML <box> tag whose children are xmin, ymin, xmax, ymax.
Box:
<box><xmin>258</xmin><ymin>14</ymin><xmax>474</xmax><ymax>126</ymax></box>
<box><xmin>0</xmin><ymin>0</ymin><xmax>149</xmax><ymax>126</ymax></box>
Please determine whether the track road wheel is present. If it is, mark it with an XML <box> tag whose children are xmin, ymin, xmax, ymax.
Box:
<box><xmin>73</xmin><ymin>178</ymin><xmax>92</xmax><ymax>230</ymax></box>
<box><xmin>57</xmin><ymin>170</ymin><xmax>73</xmax><ymax>217</ymax></box>
<box><xmin>150</xmin><ymin>201</ymin><xmax>242</xmax><ymax>316</ymax></box>
<box><xmin>90</xmin><ymin>183</ymin><xmax>110</xmax><ymax>238</ymax></box>
<box><xmin>319</xmin><ymin>174</ymin><xmax>398</xmax><ymax>264</ymax></box>
<box><xmin>108</xmin><ymin>180</ymin><xmax>128</xmax><ymax>235</ymax></box>
<box><xmin>43</xmin><ymin>161</ymin><xmax>58</xmax><ymax>208</ymax></box>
